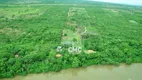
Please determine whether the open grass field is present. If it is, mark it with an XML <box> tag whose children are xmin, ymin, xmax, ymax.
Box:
<box><xmin>0</xmin><ymin>0</ymin><xmax>142</xmax><ymax>78</ymax></box>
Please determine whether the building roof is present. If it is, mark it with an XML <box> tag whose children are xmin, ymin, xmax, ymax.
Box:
<box><xmin>57</xmin><ymin>46</ymin><xmax>62</xmax><ymax>49</ymax></box>
<box><xmin>61</xmin><ymin>41</ymin><xmax>72</xmax><ymax>45</ymax></box>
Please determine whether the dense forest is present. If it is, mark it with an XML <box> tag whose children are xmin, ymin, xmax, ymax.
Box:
<box><xmin>0</xmin><ymin>0</ymin><xmax>142</xmax><ymax>78</ymax></box>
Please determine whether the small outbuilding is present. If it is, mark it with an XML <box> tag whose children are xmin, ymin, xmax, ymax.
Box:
<box><xmin>15</xmin><ymin>54</ymin><xmax>19</xmax><ymax>58</ymax></box>
<box><xmin>57</xmin><ymin>46</ymin><xmax>62</xmax><ymax>52</ymax></box>
<box><xmin>61</xmin><ymin>41</ymin><xmax>72</xmax><ymax>48</ymax></box>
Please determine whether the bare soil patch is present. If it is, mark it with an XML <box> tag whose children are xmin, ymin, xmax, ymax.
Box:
<box><xmin>56</xmin><ymin>54</ymin><xmax>62</xmax><ymax>58</ymax></box>
<box><xmin>87</xmin><ymin>50</ymin><xmax>96</xmax><ymax>54</ymax></box>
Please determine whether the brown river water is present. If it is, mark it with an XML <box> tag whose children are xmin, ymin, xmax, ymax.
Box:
<box><xmin>1</xmin><ymin>63</ymin><xmax>142</xmax><ymax>80</ymax></box>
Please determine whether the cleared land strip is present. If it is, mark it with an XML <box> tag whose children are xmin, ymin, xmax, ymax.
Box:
<box><xmin>61</xmin><ymin>7</ymin><xmax>91</xmax><ymax>53</ymax></box>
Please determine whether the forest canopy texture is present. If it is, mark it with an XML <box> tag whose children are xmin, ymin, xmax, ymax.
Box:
<box><xmin>0</xmin><ymin>0</ymin><xmax>142</xmax><ymax>78</ymax></box>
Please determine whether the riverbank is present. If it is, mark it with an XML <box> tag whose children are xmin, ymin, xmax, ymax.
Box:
<box><xmin>1</xmin><ymin>63</ymin><xmax>142</xmax><ymax>80</ymax></box>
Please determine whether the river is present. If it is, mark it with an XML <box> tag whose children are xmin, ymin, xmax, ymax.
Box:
<box><xmin>1</xmin><ymin>63</ymin><xmax>142</xmax><ymax>80</ymax></box>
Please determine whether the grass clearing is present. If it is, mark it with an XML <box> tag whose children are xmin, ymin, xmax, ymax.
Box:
<box><xmin>0</xmin><ymin>7</ymin><xmax>45</xmax><ymax>19</ymax></box>
<box><xmin>62</xmin><ymin>7</ymin><xmax>91</xmax><ymax>49</ymax></box>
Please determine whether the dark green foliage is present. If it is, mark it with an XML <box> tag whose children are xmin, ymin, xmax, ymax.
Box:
<box><xmin>73</xmin><ymin>38</ymin><xmax>77</xmax><ymax>42</ymax></box>
<box><xmin>64</xmin><ymin>33</ymin><xmax>67</xmax><ymax>36</ymax></box>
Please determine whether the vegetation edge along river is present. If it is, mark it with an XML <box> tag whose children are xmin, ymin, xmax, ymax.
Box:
<box><xmin>0</xmin><ymin>0</ymin><xmax>142</xmax><ymax>78</ymax></box>
<box><xmin>1</xmin><ymin>63</ymin><xmax>142</xmax><ymax>80</ymax></box>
